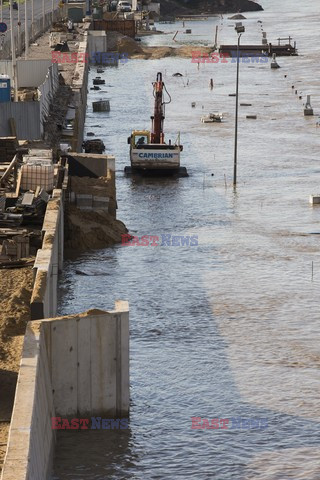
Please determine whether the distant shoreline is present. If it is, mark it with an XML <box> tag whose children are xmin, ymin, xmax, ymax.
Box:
<box><xmin>160</xmin><ymin>0</ymin><xmax>263</xmax><ymax>19</ymax></box>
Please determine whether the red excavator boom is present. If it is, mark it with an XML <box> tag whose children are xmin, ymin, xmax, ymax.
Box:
<box><xmin>151</xmin><ymin>72</ymin><xmax>170</xmax><ymax>144</ymax></box>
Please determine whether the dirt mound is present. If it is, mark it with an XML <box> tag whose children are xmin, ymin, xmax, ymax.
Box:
<box><xmin>107</xmin><ymin>32</ymin><xmax>145</xmax><ymax>55</ymax></box>
<box><xmin>142</xmin><ymin>46</ymin><xmax>177</xmax><ymax>59</ymax></box>
<box><xmin>0</xmin><ymin>268</ymin><xmax>33</xmax><ymax>354</ymax></box>
<box><xmin>160</xmin><ymin>0</ymin><xmax>262</xmax><ymax>17</ymax></box>
<box><xmin>107</xmin><ymin>32</ymin><xmax>212</xmax><ymax>60</ymax></box>
<box><xmin>118</xmin><ymin>35</ymin><xmax>145</xmax><ymax>55</ymax></box>
<box><xmin>141</xmin><ymin>45</ymin><xmax>212</xmax><ymax>59</ymax></box>
<box><xmin>130</xmin><ymin>43</ymin><xmax>212</xmax><ymax>60</ymax></box>
<box><xmin>65</xmin><ymin>205</ymin><xmax>128</xmax><ymax>255</ymax></box>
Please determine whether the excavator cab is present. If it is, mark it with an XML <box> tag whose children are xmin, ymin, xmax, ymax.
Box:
<box><xmin>128</xmin><ymin>130</ymin><xmax>151</xmax><ymax>148</ymax></box>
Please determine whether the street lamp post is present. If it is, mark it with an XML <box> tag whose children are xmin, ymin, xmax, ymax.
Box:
<box><xmin>42</xmin><ymin>0</ymin><xmax>45</xmax><ymax>31</ymax></box>
<box><xmin>9</xmin><ymin>0</ymin><xmax>18</xmax><ymax>101</ymax></box>
<box><xmin>86</xmin><ymin>0</ymin><xmax>91</xmax><ymax>16</ymax></box>
<box><xmin>233</xmin><ymin>23</ymin><xmax>245</xmax><ymax>187</ymax></box>
<box><xmin>31</xmin><ymin>0</ymin><xmax>34</xmax><ymax>39</ymax></box>
<box><xmin>17</xmin><ymin>0</ymin><xmax>21</xmax><ymax>53</ymax></box>
<box><xmin>25</xmin><ymin>0</ymin><xmax>29</xmax><ymax>58</ymax></box>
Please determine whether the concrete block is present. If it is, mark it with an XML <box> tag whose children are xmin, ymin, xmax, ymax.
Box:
<box><xmin>1</xmin><ymin>322</ymin><xmax>55</xmax><ymax>480</ymax></box>
<box><xmin>93</xmin><ymin>195</ymin><xmax>109</xmax><ymax>210</ymax></box>
<box><xmin>1</xmin><ymin>304</ymin><xmax>129</xmax><ymax>480</ymax></box>
<box><xmin>309</xmin><ymin>195</ymin><xmax>320</xmax><ymax>205</ymax></box>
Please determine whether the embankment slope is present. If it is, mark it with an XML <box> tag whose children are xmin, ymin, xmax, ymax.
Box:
<box><xmin>160</xmin><ymin>0</ymin><xmax>263</xmax><ymax>16</ymax></box>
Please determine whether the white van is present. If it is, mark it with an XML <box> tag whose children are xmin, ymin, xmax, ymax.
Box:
<box><xmin>117</xmin><ymin>1</ymin><xmax>132</xmax><ymax>12</ymax></box>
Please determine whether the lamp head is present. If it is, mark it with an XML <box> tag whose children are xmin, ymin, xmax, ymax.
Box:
<box><xmin>235</xmin><ymin>23</ymin><xmax>245</xmax><ymax>34</ymax></box>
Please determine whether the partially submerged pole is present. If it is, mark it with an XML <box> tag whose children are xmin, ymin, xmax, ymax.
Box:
<box><xmin>304</xmin><ymin>95</ymin><xmax>314</xmax><ymax>116</ymax></box>
<box><xmin>271</xmin><ymin>53</ymin><xmax>280</xmax><ymax>69</ymax></box>
<box><xmin>233</xmin><ymin>25</ymin><xmax>245</xmax><ymax>187</ymax></box>
<box><xmin>214</xmin><ymin>25</ymin><xmax>218</xmax><ymax>49</ymax></box>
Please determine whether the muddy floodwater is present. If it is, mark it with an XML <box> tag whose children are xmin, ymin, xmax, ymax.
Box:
<box><xmin>53</xmin><ymin>0</ymin><xmax>320</xmax><ymax>478</ymax></box>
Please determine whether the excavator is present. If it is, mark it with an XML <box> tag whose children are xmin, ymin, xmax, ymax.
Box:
<box><xmin>125</xmin><ymin>72</ymin><xmax>187</xmax><ymax>176</ymax></box>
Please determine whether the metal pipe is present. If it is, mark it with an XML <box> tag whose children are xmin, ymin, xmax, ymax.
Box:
<box><xmin>233</xmin><ymin>33</ymin><xmax>241</xmax><ymax>187</ymax></box>
<box><xmin>31</xmin><ymin>0</ymin><xmax>34</xmax><ymax>39</ymax></box>
<box><xmin>0</xmin><ymin>0</ymin><xmax>3</xmax><ymax>23</ymax></box>
<box><xmin>52</xmin><ymin>0</ymin><xmax>54</xmax><ymax>23</ymax></box>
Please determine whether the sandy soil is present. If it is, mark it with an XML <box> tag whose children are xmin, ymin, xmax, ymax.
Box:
<box><xmin>65</xmin><ymin>205</ymin><xmax>128</xmax><ymax>255</ymax></box>
<box><xmin>114</xmin><ymin>32</ymin><xmax>213</xmax><ymax>59</ymax></box>
<box><xmin>0</xmin><ymin>267</ymin><xmax>33</xmax><ymax>471</ymax></box>
<box><xmin>70</xmin><ymin>175</ymin><xmax>115</xmax><ymax>199</ymax></box>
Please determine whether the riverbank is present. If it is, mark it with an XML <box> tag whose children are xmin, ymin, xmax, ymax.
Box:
<box><xmin>159</xmin><ymin>0</ymin><xmax>263</xmax><ymax>18</ymax></box>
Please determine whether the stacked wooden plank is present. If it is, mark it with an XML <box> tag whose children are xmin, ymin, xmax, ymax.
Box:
<box><xmin>0</xmin><ymin>234</ymin><xmax>30</xmax><ymax>261</ymax></box>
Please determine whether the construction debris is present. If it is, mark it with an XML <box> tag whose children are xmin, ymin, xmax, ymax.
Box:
<box><xmin>92</xmin><ymin>100</ymin><xmax>110</xmax><ymax>112</ymax></box>
<box><xmin>0</xmin><ymin>142</ymin><xmax>68</xmax><ymax>265</ymax></box>
<box><xmin>201</xmin><ymin>113</ymin><xmax>223</xmax><ymax>123</ymax></box>
<box><xmin>93</xmin><ymin>78</ymin><xmax>106</xmax><ymax>85</ymax></box>
<box><xmin>0</xmin><ymin>138</ymin><xmax>19</xmax><ymax>163</ymax></box>
<box><xmin>82</xmin><ymin>139</ymin><xmax>106</xmax><ymax>154</ymax></box>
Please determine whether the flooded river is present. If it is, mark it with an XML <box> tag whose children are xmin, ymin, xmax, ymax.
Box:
<box><xmin>53</xmin><ymin>0</ymin><xmax>320</xmax><ymax>478</ymax></box>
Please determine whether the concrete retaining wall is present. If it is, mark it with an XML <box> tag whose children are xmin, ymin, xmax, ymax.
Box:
<box><xmin>70</xmin><ymin>38</ymin><xmax>90</xmax><ymax>152</ymax></box>
<box><xmin>67</xmin><ymin>153</ymin><xmax>117</xmax><ymax>216</ymax></box>
<box><xmin>0</xmin><ymin>321</ymin><xmax>56</xmax><ymax>480</ymax></box>
<box><xmin>47</xmin><ymin>303</ymin><xmax>130</xmax><ymax>417</ymax></box>
<box><xmin>88</xmin><ymin>30</ymin><xmax>108</xmax><ymax>58</ymax></box>
<box><xmin>30</xmin><ymin>189</ymin><xmax>64</xmax><ymax>320</ymax></box>
<box><xmin>1</xmin><ymin>303</ymin><xmax>129</xmax><ymax>480</ymax></box>
<box><xmin>67</xmin><ymin>152</ymin><xmax>115</xmax><ymax>177</ymax></box>
<box><xmin>38</xmin><ymin>63</ymin><xmax>60</xmax><ymax>133</ymax></box>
